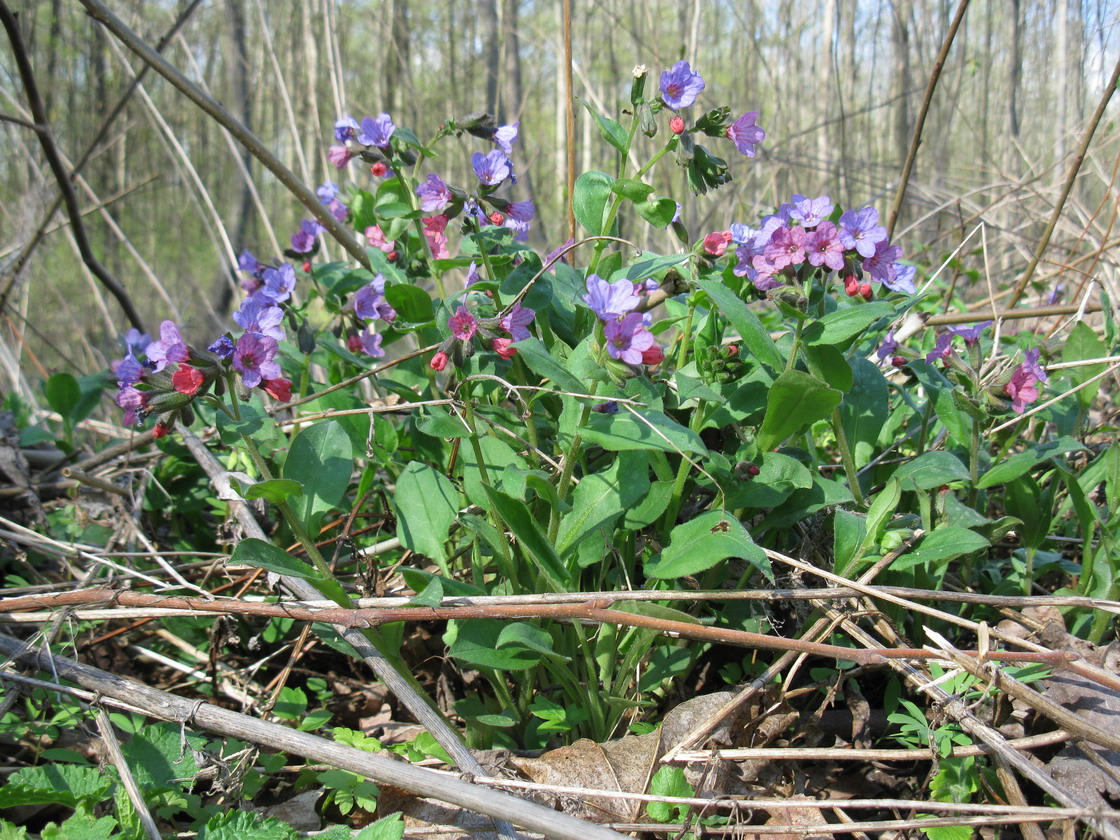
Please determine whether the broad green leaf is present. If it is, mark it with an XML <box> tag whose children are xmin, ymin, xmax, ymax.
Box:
<box><xmin>573</xmin><ymin>170</ymin><xmax>615</xmax><ymax>236</ymax></box>
<box><xmin>497</xmin><ymin>622</ymin><xmax>568</xmax><ymax>660</ymax></box>
<box><xmin>393</xmin><ymin>462</ymin><xmax>460</xmax><ymax>572</ymax></box>
<box><xmin>407</xmin><ymin>576</ymin><xmax>444</xmax><ymax>607</ymax></box>
<box><xmin>622</xmin><ymin>479</ymin><xmax>674</xmax><ymax>528</ymax></box>
<box><xmin>860</xmin><ymin>478</ymin><xmax>903</xmax><ymax>559</ymax></box>
<box><xmin>725</xmin><ymin>451</ymin><xmax>812</xmax><ymax>509</ymax></box>
<box><xmin>802</xmin><ymin>302</ymin><xmax>894</xmax><ymax>346</ymax></box>
<box><xmin>893</xmin><ymin>451</ymin><xmax>970</xmax><ymax>491</ymax></box>
<box><xmin>694</xmin><ymin>278</ymin><xmax>782</xmax><ymax>370</ymax></box>
<box><xmin>301</xmin><ymin>391</ymin><xmax>372</xmax><ymax>455</ymax></box>
<box><xmin>977</xmin><ymin>437</ymin><xmax>1087</xmax><ymax>488</ymax></box>
<box><xmin>414</xmin><ymin>405</ymin><xmax>472</xmax><ymax>438</ymax></box>
<box><xmin>0</xmin><ymin>821</ymin><xmax>28</xmax><ymax>840</ymax></box>
<box><xmin>120</xmin><ymin>721</ymin><xmax>204</xmax><ymax>792</ymax></box>
<box><xmin>892</xmin><ymin>527</ymin><xmax>990</xmax><ymax>571</ymax></box>
<box><xmin>354</xmin><ymin>814</ymin><xmax>405</xmax><ymax>840</ymax></box>
<box><xmin>582</xmin><ymin>409</ymin><xmax>707</xmax><ymax>455</ymax></box>
<box><xmin>840</xmin><ymin>358</ymin><xmax>889</xmax><ymax>468</ymax></box>
<box><xmin>217</xmin><ymin>401</ymin><xmax>277</xmax><ymax>445</ymax></box>
<box><xmin>0</xmin><ymin>765</ymin><xmax>112</xmax><ymax>809</ymax></box>
<box><xmin>756</xmin><ymin>370</ymin><xmax>843</xmax><ymax>452</ymax></box>
<box><xmin>44</xmin><ymin>373</ymin><xmax>81</xmax><ymax>418</ymax></box>
<box><xmin>41</xmin><ymin>814</ymin><xmax>117</xmax><ymax>840</ymax></box>
<box><xmin>759</xmin><ymin>475</ymin><xmax>854</xmax><ymax>530</ymax></box>
<box><xmin>647</xmin><ymin>511</ymin><xmax>771</xmax><ymax>580</ymax></box>
<box><xmin>1061</xmin><ymin>321</ymin><xmax>1107</xmax><ymax>408</ymax></box>
<box><xmin>556</xmin><ymin>454</ymin><xmax>647</xmax><ymax>556</ymax></box>
<box><xmin>384</xmin><ymin>283</ymin><xmax>434</xmax><ymax>324</ymax></box>
<box><xmin>634</xmin><ymin>196</ymin><xmax>679</xmax><ymax>228</ymax></box>
<box><xmin>833</xmin><ymin>509</ymin><xmax>868</xmax><ymax>577</ymax></box>
<box><xmin>284</xmin><ymin>421</ymin><xmax>353</xmax><ymax>535</ymax></box>
<box><xmin>647</xmin><ymin>767</ymin><xmax>694</xmax><ymax>822</ymax></box>
<box><xmin>580</xmin><ymin>99</ymin><xmax>628</xmax><ymax>153</ymax></box>
<box><xmin>803</xmin><ymin>343</ymin><xmax>853</xmax><ymax>392</ymax></box>
<box><xmin>446</xmin><ymin>619</ymin><xmax>543</xmax><ymax>670</ymax></box>
<box><xmin>242</xmin><ymin>478</ymin><xmax>303</xmax><ymax>505</ymax></box>
<box><xmin>460</xmin><ymin>436</ymin><xmax>525</xmax><ymax>508</ymax></box>
<box><xmin>514</xmin><ymin>337</ymin><xmax>586</xmax><ymax>393</ymax></box>
<box><xmin>197</xmin><ymin>810</ymin><xmax>300</xmax><ymax>840</ymax></box>
<box><xmin>482</xmin><ymin>486</ymin><xmax>568</xmax><ymax>588</ymax></box>
<box><xmin>272</xmin><ymin>687</ymin><xmax>308</xmax><ymax>720</ymax></box>
<box><xmin>611</xmin><ymin>178</ymin><xmax>654</xmax><ymax>201</ymax></box>
<box><xmin>231</xmin><ymin>538</ymin><xmax>317</xmax><ymax>579</ymax></box>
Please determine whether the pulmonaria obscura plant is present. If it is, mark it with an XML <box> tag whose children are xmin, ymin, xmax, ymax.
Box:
<box><xmin>104</xmin><ymin>58</ymin><xmax>1078</xmax><ymax>749</ymax></box>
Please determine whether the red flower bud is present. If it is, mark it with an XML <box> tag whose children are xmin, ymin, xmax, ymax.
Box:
<box><xmin>430</xmin><ymin>351</ymin><xmax>449</xmax><ymax>372</ymax></box>
<box><xmin>370</xmin><ymin>162</ymin><xmax>388</xmax><ymax>177</ymax></box>
<box><xmin>387</xmin><ymin>250</ymin><xmax>399</xmax><ymax>262</ymax></box>
<box><xmin>843</xmin><ymin>276</ymin><xmax>860</xmax><ymax>297</ymax></box>
<box><xmin>860</xmin><ymin>282</ymin><xmax>874</xmax><ymax>300</ymax></box>
<box><xmin>492</xmin><ymin>338</ymin><xmax>517</xmax><ymax>360</ymax></box>
<box><xmin>641</xmin><ymin>345</ymin><xmax>665</xmax><ymax>366</ymax></box>
<box><xmin>302</xmin><ymin>261</ymin><xmax>312</xmax><ymax>274</ymax></box>
<box><xmin>703</xmin><ymin>231</ymin><xmax>730</xmax><ymax>257</ymax></box>
<box><xmin>346</xmin><ymin>332</ymin><xmax>362</xmax><ymax>354</ymax></box>
<box><xmin>263</xmin><ymin>377</ymin><xmax>293</xmax><ymax>402</ymax></box>
<box><xmin>669</xmin><ymin>115</ymin><xmax>686</xmax><ymax>135</ymax></box>
<box><xmin>891</xmin><ymin>355</ymin><xmax>907</xmax><ymax>368</ymax></box>
<box><xmin>726</xmin><ymin>344</ymin><xmax>740</xmax><ymax>357</ymax></box>
<box><xmin>171</xmin><ymin>364</ymin><xmax>205</xmax><ymax>397</ymax></box>
<box><xmin>747</xmin><ymin>464</ymin><xmax>761</xmax><ymax>477</ymax></box>
<box><xmin>489</xmin><ymin>211</ymin><xmax>505</xmax><ymax>226</ymax></box>
<box><xmin>153</xmin><ymin>421</ymin><xmax>171</xmax><ymax>439</ymax></box>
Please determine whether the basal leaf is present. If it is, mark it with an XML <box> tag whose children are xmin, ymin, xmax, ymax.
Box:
<box><xmin>646</xmin><ymin>511</ymin><xmax>771</xmax><ymax>580</ymax></box>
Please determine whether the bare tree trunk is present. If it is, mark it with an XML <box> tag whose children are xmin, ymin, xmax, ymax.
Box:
<box><xmin>1055</xmin><ymin>0</ymin><xmax>1068</xmax><ymax>165</ymax></box>
<box><xmin>1008</xmin><ymin>0</ymin><xmax>1022</xmax><ymax>141</ymax></box>
<box><xmin>891</xmin><ymin>0</ymin><xmax>912</xmax><ymax>173</ymax></box>
<box><xmin>480</xmin><ymin>0</ymin><xmax>500</xmax><ymax>118</ymax></box>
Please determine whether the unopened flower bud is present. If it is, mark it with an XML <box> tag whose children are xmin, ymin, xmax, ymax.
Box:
<box><xmin>153</xmin><ymin>420</ymin><xmax>172</xmax><ymax>439</ymax></box>
<box><xmin>641</xmin><ymin>345</ymin><xmax>665</xmax><ymax>366</ymax></box>
<box><xmin>489</xmin><ymin>211</ymin><xmax>505</xmax><ymax>225</ymax></box>
<box><xmin>370</xmin><ymin>162</ymin><xmax>388</xmax><ymax>177</ymax></box>
<box><xmin>630</xmin><ymin>65</ymin><xmax>648</xmax><ymax>106</ymax></box>
<box><xmin>725</xmin><ymin>344</ymin><xmax>740</xmax><ymax>357</ymax></box>
<box><xmin>492</xmin><ymin>338</ymin><xmax>517</xmax><ymax>360</ymax></box>
<box><xmin>844</xmin><ymin>276</ymin><xmax>860</xmax><ymax>297</ymax></box>
<box><xmin>638</xmin><ymin>103</ymin><xmax>657</xmax><ymax>137</ymax></box>
<box><xmin>669</xmin><ymin>115</ymin><xmax>686</xmax><ymax>135</ymax></box>
<box><xmin>430</xmin><ymin>351</ymin><xmax>449</xmax><ymax>372</ymax></box>
<box><xmin>860</xmin><ymin>282</ymin><xmax>873</xmax><ymax>300</ymax></box>
<box><xmin>346</xmin><ymin>332</ymin><xmax>362</xmax><ymax>354</ymax></box>
<box><xmin>891</xmin><ymin>355</ymin><xmax>907</xmax><ymax>368</ymax></box>
<box><xmin>387</xmin><ymin>250</ymin><xmax>399</xmax><ymax>262</ymax></box>
<box><xmin>302</xmin><ymin>261</ymin><xmax>312</xmax><ymax>274</ymax></box>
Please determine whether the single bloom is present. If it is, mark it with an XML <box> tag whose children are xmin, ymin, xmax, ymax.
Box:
<box><xmin>946</xmin><ymin>321</ymin><xmax>992</xmax><ymax>346</ymax></box>
<box><xmin>837</xmin><ymin>207</ymin><xmax>887</xmax><ymax>259</ymax></box>
<box><xmin>327</xmin><ymin>145</ymin><xmax>352</xmax><ymax>169</ymax></box>
<box><xmin>925</xmin><ymin>332</ymin><xmax>955</xmax><ymax>364</ymax></box>
<box><xmin>604</xmin><ymin>312</ymin><xmax>655</xmax><ymax>365</ymax></box>
<box><xmin>465</xmin><ymin>262</ymin><xmax>482</xmax><ymax>286</ymax></box>
<box><xmin>492</xmin><ymin>337</ymin><xmax>517</xmax><ymax>360</ymax></box>
<box><xmin>359</xmin><ymin>326</ymin><xmax>385</xmax><ymax>358</ymax></box>
<box><xmin>256</xmin><ymin>263</ymin><xmax>297</xmax><ymax>304</ymax></box>
<box><xmin>262</xmin><ymin>377</ymin><xmax>293</xmax><ymax>402</ymax></box>
<box><xmin>788</xmin><ymin>194</ymin><xmax>834</xmax><ymax>228</ymax></box>
<box><xmin>171</xmin><ymin>364</ymin><xmax>205</xmax><ymax>397</ymax></box>
<box><xmin>726</xmin><ymin>111</ymin><xmax>765</xmax><ymax>157</ymax></box>
<box><xmin>472</xmin><ymin>150</ymin><xmax>512</xmax><ymax>186</ymax></box>
<box><xmin>660</xmin><ymin>60</ymin><xmax>705</xmax><ymax>109</ymax></box>
<box><xmin>422</xmin><ymin>215</ymin><xmax>450</xmax><ymax>260</ymax></box>
<box><xmin>430</xmin><ymin>351</ymin><xmax>449</xmax><ymax>372</ymax></box>
<box><xmin>501</xmin><ymin>302</ymin><xmax>536</xmax><ymax>341</ymax></box>
<box><xmin>146</xmin><ymin>320</ymin><xmax>190</xmax><ymax>372</ymax></box>
<box><xmin>805</xmin><ymin>221</ymin><xmax>845</xmax><ymax>271</ymax></box>
<box><xmin>114</xmin><ymin>351</ymin><xmax>146</xmax><ymax>387</ymax></box>
<box><xmin>1022</xmin><ymin>347</ymin><xmax>1048</xmax><ymax>383</ymax></box>
<box><xmin>364</xmin><ymin>225</ymin><xmax>395</xmax><ymax>254</ymax></box>
<box><xmin>448</xmin><ymin>306</ymin><xmax>478</xmax><ymax>341</ymax></box>
<box><xmin>416</xmin><ymin>173</ymin><xmax>452</xmax><ymax>213</ymax></box>
<box><xmin>358</xmin><ymin>113</ymin><xmax>395</xmax><ymax>148</ymax></box>
<box><xmin>862</xmin><ymin>239</ymin><xmax>903</xmax><ymax>286</ymax></box>
<box><xmin>703</xmin><ymin>231</ymin><xmax>733</xmax><ymax>257</ymax></box>
<box><xmin>876</xmin><ymin>330</ymin><xmax>899</xmax><ymax>362</ymax></box>
<box><xmin>354</xmin><ymin>275</ymin><xmax>388</xmax><ymax>320</ymax></box>
<box><xmin>208</xmin><ymin>335</ymin><xmax>235</xmax><ymax>359</ymax></box>
<box><xmin>1005</xmin><ymin>362</ymin><xmax>1042</xmax><ymax>414</ymax></box>
<box><xmin>116</xmin><ymin>386</ymin><xmax>147</xmax><ymax>425</ymax></box>
<box><xmin>641</xmin><ymin>344</ymin><xmax>666</xmax><ymax>366</ymax></box>
<box><xmin>334</xmin><ymin>115</ymin><xmax>359</xmax><ymax>143</ymax></box>
<box><xmin>763</xmin><ymin>224</ymin><xmax>807</xmax><ymax>271</ymax></box>
<box><xmin>493</xmin><ymin>122</ymin><xmax>519</xmax><ymax>155</ymax></box>
<box><xmin>234</xmin><ymin>297</ymin><xmax>286</xmax><ymax>341</ymax></box>
<box><xmin>290</xmin><ymin>219</ymin><xmax>323</xmax><ymax>254</ymax></box>
<box><xmin>233</xmin><ymin>332</ymin><xmax>281</xmax><ymax>389</ymax></box>
<box><xmin>317</xmin><ymin>181</ymin><xmax>341</xmax><ymax>202</ymax></box>
<box><xmin>583</xmin><ymin>274</ymin><xmax>639</xmax><ymax>321</ymax></box>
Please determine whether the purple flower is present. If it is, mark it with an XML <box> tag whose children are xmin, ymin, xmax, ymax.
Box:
<box><xmin>805</xmin><ymin>221</ymin><xmax>845</xmax><ymax>271</ymax></box>
<box><xmin>726</xmin><ymin>111</ymin><xmax>764</xmax><ymax>157</ymax></box>
<box><xmin>925</xmin><ymin>332</ymin><xmax>955</xmax><ymax>364</ymax></box>
<box><xmin>416</xmin><ymin>173</ymin><xmax>452</xmax><ymax>213</ymax></box>
<box><xmin>946</xmin><ymin>321</ymin><xmax>992</xmax><ymax>346</ymax></box>
<box><xmin>660</xmin><ymin>60</ymin><xmax>705</xmax><ymax>109</ymax></box>
<box><xmin>238</xmin><ymin>249</ymin><xmax>266</xmax><ymax>291</ymax></box>
<box><xmin>493</xmin><ymin>123</ymin><xmax>519</xmax><ymax>155</ymax></box>
<box><xmin>1047</xmin><ymin>283</ymin><xmax>1065</xmax><ymax>306</ymax></box>
<box><xmin>359</xmin><ymin>326</ymin><xmax>385</xmax><ymax>358</ymax></box>
<box><xmin>115</xmin><ymin>351</ymin><xmax>146</xmax><ymax>387</ymax></box>
<box><xmin>354</xmin><ymin>275</ymin><xmax>388</xmax><ymax>320</ymax></box>
<box><xmin>592</xmin><ymin>401</ymin><xmax>619</xmax><ymax>414</ymax></box>
<box><xmin>501</xmin><ymin>303</ymin><xmax>536</xmax><ymax>341</ymax></box>
<box><xmin>1022</xmin><ymin>348</ymin><xmax>1048</xmax><ymax>382</ymax></box>
<box><xmin>1005</xmin><ymin>353</ymin><xmax>1046</xmax><ymax>414</ymax></box>
<box><xmin>508</xmin><ymin>200</ymin><xmax>534</xmax><ymax>222</ymax></box>
<box><xmin>583</xmin><ymin>274</ymin><xmax>639</xmax><ymax>321</ymax></box>
<box><xmin>325</xmin><ymin>199</ymin><xmax>349</xmax><ymax>223</ymax></box>
<box><xmin>876</xmin><ymin>330</ymin><xmax>899</xmax><ymax>362</ymax></box>
<box><xmin>788</xmin><ymin>194</ymin><xmax>834</xmax><ymax>228</ymax></box>
<box><xmin>729</xmin><ymin>223</ymin><xmax>756</xmax><ymax>246</ymax></box>
<box><xmin>888</xmin><ymin>263</ymin><xmax>917</xmax><ymax>294</ymax></box>
<box><xmin>122</xmin><ymin>328</ymin><xmax>152</xmax><ymax>356</ymax></box>
<box><xmin>448</xmin><ymin>306</ymin><xmax>478</xmax><ymax>341</ymax></box>
<box><xmin>604</xmin><ymin>312</ymin><xmax>655</xmax><ymax>365</ymax></box>
<box><xmin>472</xmin><ymin>150</ymin><xmax>511</xmax><ymax>186</ymax></box>
<box><xmin>116</xmin><ymin>386</ymin><xmax>146</xmax><ymax>425</ymax></box>
<box><xmin>233</xmin><ymin>332</ymin><xmax>281</xmax><ymax>389</ymax></box>
<box><xmin>256</xmin><ymin>264</ymin><xmax>297</xmax><ymax>304</ymax></box>
<box><xmin>862</xmin><ymin>239</ymin><xmax>904</xmax><ymax>286</ymax></box>
<box><xmin>334</xmin><ymin>115</ymin><xmax>359</xmax><ymax>142</ymax></box>
<box><xmin>233</xmin><ymin>298</ymin><xmax>286</xmax><ymax>341</ymax></box>
<box><xmin>327</xmin><ymin>145</ymin><xmax>352</xmax><ymax>169</ymax></box>
<box><xmin>290</xmin><ymin>219</ymin><xmax>323</xmax><ymax>254</ymax></box>
<box><xmin>763</xmin><ymin>224</ymin><xmax>807</xmax><ymax>271</ymax></box>
<box><xmin>317</xmin><ymin>181</ymin><xmax>341</xmax><ymax>202</ymax></box>
<box><xmin>838</xmin><ymin>207</ymin><xmax>888</xmax><ymax>259</ymax></box>
<box><xmin>465</xmin><ymin>262</ymin><xmax>482</xmax><ymax>286</ymax></box>
<box><xmin>358</xmin><ymin>113</ymin><xmax>395</xmax><ymax>148</ymax></box>
<box><xmin>146</xmin><ymin>320</ymin><xmax>190</xmax><ymax>372</ymax></box>
<box><xmin>208</xmin><ymin>335</ymin><xmax>234</xmax><ymax>359</ymax></box>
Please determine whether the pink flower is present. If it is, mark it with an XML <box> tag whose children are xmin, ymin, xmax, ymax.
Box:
<box><xmin>448</xmin><ymin>306</ymin><xmax>478</xmax><ymax>341</ymax></box>
<box><xmin>263</xmin><ymin>378</ymin><xmax>292</xmax><ymax>402</ymax></box>
<box><xmin>423</xmin><ymin>215</ymin><xmax>450</xmax><ymax>260</ymax></box>
<box><xmin>364</xmin><ymin>225</ymin><xmax>395</xmax><ymax>254</ymax></box>
<box><xmin>328</xmin><ymin>145</ymin><xmax>352</xmax><ymax>169</ymax></box>
<box><xmin>492</xmin><ymin>338</ymin><xmax>517</xmax><ymax>359</ymax></box>
<box><xmin>171</xmin><ymin>365</ymin><xmax>204</xmax><ymax>397</ymax></box>
<box><xmin>430</xmin><ymin>351</ymin><xmax>449</xmax><ymax>372</ymax></box>
<box><xmin>703</xmin><ymin>231</ymin><xmax>733</xmax><ymax>257</ymax></box>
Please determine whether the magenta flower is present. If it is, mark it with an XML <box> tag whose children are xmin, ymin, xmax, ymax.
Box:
<box><xmin>146</xmin><ymin>321</ymin><xmax>190</xmax><ymax>372</ymax></box>
<box><xmin>328</xmin><ymin>145</ymin><xmax>352</xmax><ymax>169</ymax></box>
<box><xmin>660</xmin><ymin>60</ymin><xmax>705</xmax><ymax>109</ymax></box>
<box><xmin>233</xmin><ymin>332</ymin><xmax>281</xmax><ymax>389</ymax></box>
<box><xmin>805</xmin><ymin>221</ymin><xmax>845</xmax><ymax>271</ymax></box>
<box><xmin>788</xmin><ymin>194</ymin><xmax>834</xmax><ymax>228</ymax></box>
<box><xmin>422</xmin><ymin>215</ymin><xmax>450</xmax><ymax>260</ymax></box>
<box><xmin>726</xmin><ymin>111</ymin><xmax>765</xmax><ymax>157</ymax></box>
<box><xmin>416</xmin><ymin>173</ymin><xmax>452</xmax><ymax>213</ymax></box>
<box><xmin>583</xmin><ymin>274</ymin><xmax>639</xmax><ymax>322</ymax></box>
<box><xmin>233</xmin><ymin>298</ymin><xmax>286</xmax><ymax>341</ymax></box>
<box><xmin>604</xmin><ymin>313</ymin><xmax>655</xmax><ymax>364</ymax></box>
<box><xmin>364</xmin><ymin>225</ymin><xmax>395</xmax><ymax>254</ymax></box>
<box><xmin>501</xmin><ymin>303</ymin><xmax>536</xmax><ymax>341</ymax></box>
<box><xmin>1005</xmin><ymin>362</ymin><xmax>1043</xmax><ymax>414</ymax></box>
<box><xmin>358</xmin><ymin>113</ymin><xmax>395</xmax><ymax>148</ymax></box>
<box><xmin>472</xmin><ymin>150</ymin><xmax>512</xmax><ymax>186</ymax></box>
<box><xmin>448</xmin><ymin>306</ymin><xmax>478</xmax><ymax>341</ymax></box>
<box><xmin>763</xmin><ymin>225</ymin><xmax>807</xmax><ymax>271</ymax></box>
<box><xmin>838</xmin><ymin>207</ymin><xmax>887</xmax><ymax>259</ymax></box>
<box><xmin>925</xmin><ymin>332</ymin><xmax>955</xmax><ymax>364</ymax></box>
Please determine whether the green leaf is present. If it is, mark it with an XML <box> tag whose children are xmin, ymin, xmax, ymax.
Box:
<box><xmin>840</xmin><ymin>358</ymin><xmax>889</xmax><ymax>468</ymax></box>
<box><xmin>694</xmin><ymin>278</ymin><xmax>782</xmax><ymax>370</ymax></box>
<box><xmin>242</xmin><ymin>478</ymin><xmax>303</xmax><ymax>505</ymax></box>
<box><xmin>573</xmin><ymin>170</ymin><xmax>615</xmax><ymax>236</ymax></box>
<box><xmin>647</xmin><ymin>511</ymin><xmax>771</xmax><ymax>580</ymax></box>
<box><xmin>756</xmin><ymin>370</ymin><xmax>843</xmax><ymax>452</ymax></box>
<box><xmin>384</xmin><ymin>283</ymin><xmax>434</xmax><ymax>324</ymax></box>
<box><xmin>354</xmin><ymin>813</ymin><xmax>405</xmax><ymax>840</ymax></box>
<box><xmin>482</xmin><ymin>486</ymin><xmax>568</xmax><ymax>589</ymax></box>
<box><xmin>1061</xmin><ymin>321</ymin><xmax>1107</xmax><ymax>408</ymax></box>
<box><xmin>977</xmin><ymin>436</ymin><xmax>1087</xmax><ymax>489</ymax></box>
<box><xmin>407</xmin><ymin>575</ymin><xmax>444</xmax><ymax>607</ymax></box>
<box><xmin>580</xmin><ymin>99</ymin><xmax>628</xmax><ymax>154</ymax></box>
<box><xmin>634</xmin><ymin>196</ymin><xmax>679</xmax><ymax>228</ymax></box>
<box><xmin>272</xmin><ymin>687</ymin><xmax>308</xmax><ymax>719</ymax></box>
<box><xmin>497</xmin><ymin>622</ymin><xmax>568</xmax><ymax>660</ymax></box>
<box><xmin>802</xmin><ymin>302</ymin><xmax>894</xmax><ymax>346</ymax></box>
<box><xmin>44</xmin><ymin>373</ymin><xmax>82</xmax><ymax>418</ymax></box>
<box><xmin>514</xmin><ymin>338</ymin><xmax>586</xmax><ymax>393</ymax></box>
<box><xmin>447</xmin><ymin>619</ymin><xmax>543</xmax><ymax>670</ymax></box>
<box><xmin>803</xmin><ymin>343</ymin><xmax>853</xmax><ymax>392</ymax></box>
<box><xmin>833</xmin><ymin>509</ymin><xmax>868</xmax><ymax>578</ymax></box>
<box><xmin>611</xmin><ymin>178</ymin><xmax>654</xmax><ymax>201</ymax></box>
<box><xmin>556</xmin><ymin>454</ymin><xmax>647</xmax><ymax>557</ymax></box>
<box><xmin>120</xmin><ymin>721</ymin><xmax>203</xmax><ymax>792</ymax></box>
<box><xmin>217</xmin><ymin>402</ymin><xmax>277</xmax><ymax>445</ymax></box>
<box><xmin>231</xmin><ymin>538</ymin><xmax>318</xmax><ymax>579</ymax></box>
<box><xmin>893</xmin><ymin>452</ymin><xmax>970</xmax><ymax>491</ymax></box>
<box><xmin>581</xmin><ymin>409</ymin><xmax>707</xmax><ymax>455</ymax></box>
<box><xmin>892</xmin><ymin>527</ymin><xmax>991</xmax><ymax>571</ymax></box>
<box><xmin>41</xmin><ymin>814</ymin><xmax>117</xmax><ymax>840</ymax></box>
<box><xmin>647</xmin><ymin>766</ymin><xmax>693</xmax><ymax>822</ymax></box>
<box><xmin>283</xmin><ymin>421</ymin><xmax>353</xmax><ymax>535</ymax></box>
<box><xmin>197</xmin><ymin>810</ymin><xmax>300</xmax><ymax>840</ymax></box>
<box><xmin>393</xmin><ymin>462</ymin><xmax>460</xmax><ymax>572</ymax></box>
<box><xmin>0</xmin><ymin>820</ymin><xmax>28</xmax><ymax>840</ymax></box>
<box><xmin>725</xmin><ymin>451</ymin><xmax>812</xmax><ymax>509</ymax></box>
<box><xmin>414</xmin><ymin>405</ymin><xmax>472</xmax><ymax>438</ymax></box>
<box><xmin>0</xmin><ymin>765</ymin><xmax>113</xmax><ymax>809</ymax></box>
<box><xmin>622</xmin><ymin>480</ymin><xmax>674</xmax><ymax>528</ymax></box>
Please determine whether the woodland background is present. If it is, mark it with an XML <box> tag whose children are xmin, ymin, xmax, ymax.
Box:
<box><xmin>1</xmin><ymin>0</ymin><xmax>1118</xmax><ymax>388</ymax></box>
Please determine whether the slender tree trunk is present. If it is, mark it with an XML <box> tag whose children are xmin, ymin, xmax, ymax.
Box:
<box><xmin>480</xmin><ymin>0</ymin><xmax>500</xmax><ymax>118</ymax></box>
<box><xmin>1008</xmin><ymin>0</ymin><xmax>1022</xmax><ymax>141</ymax></box>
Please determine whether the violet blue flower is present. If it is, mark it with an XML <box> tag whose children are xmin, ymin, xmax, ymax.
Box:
<box><xmin>146</xmin><ymin>320</ymin><xmax>190</xmax><ymax>372</ymax></box>
<box><xmin>239</xmin><ymin>249</ymin><xmax>266</xmax><ymax>281</ymax></box>
<box><xmin>729</xmin><ymin>223</ymin><xmax>756</xmax><ymax>246</ymax></box>
<box><xmin>208</xmin><ymin>335</ymin><xmax>235</xmax><ymax>359</ymax></box>
<box><xmin>116</xmin><ymin>386</ymin><xmax>146</xmax><ymax>425</ymax></box>
<box><xmin>493</xmin><ymin>123</ymin><xmax>519</xmax><ymax>155</ymax></box>
<box><xmin>583</xmin><ymin>274</ymin><xmax>639</xmax><ymax>321</ymax></box>
<box><xmin>1022</xmin><ymin>347</ymin><xmax>1048</xmax><ymax>382</ymax></box>
<box><xmin>837</xmin><ymin>207</ymin><xmax>888</xmax><ymax>258</ymax></box>
<box><xmin>876</xmin><ymin>330</ymin><xmax>899</xmax><ymax>362</ymax></box>
<box><xmin>604</xmin><ymin>312</ymin><xmax>655</xmax><ymax>364</ymax></box>
<box><xmin>946</xmin><ymin>321</ymin><xmax>992</xmax><ymax>346</ymax></box>
<box><xmin>726</xmin><ymin>111</ymin><xmax>764</xmax><ymax>157</ymax></box>
<box><xmin>359</xmin><ymin>326</ymin><xmax>385</xmax><ymax>358</ymax></box>
<box><xmin>887</xmin><ymin>263</ymin><xmax>917</xmax><ymax>294</ymax></box>
<box><xmin>317</xmin><ymin>181</ymin><xmax>341</xmax><ymax>203</ymax></box>
<box><xmin>862</xmin><ymin>239</ymin><xmax>904</xmax><ymax>285</ymax></box>
<box><xmin>448</xmin><ymin>306</ymin><xmax>478</xmax><ymax>341</ymax></box>
<box><xmin>358</xmin><ymin>113</ymin><xmax>395</xmax><ymax>148</ymax></box>
<box><xmin>233</xmin><ymin>332</ymin><xmax>281</xmax><ymax>389</ymax></box>
<box><xmin>472</xmin><ymin>150</ymin><xmax>511</xmax><ymax>186</ymax></box>
<box><xmin>234</xmin><ymin>298</ymin><xmax>286</xmax><ymax>341</ymax></box>
<box><xmin>354</xmin><ymin>275</ymin><xmax>388</xmax><ymax>320</ymax></box>
<box><xmin>660</xmin><ymin>60</ymin><xmax>705</xmax><ymax>109</ymax></box>
<box><xmin>122</xmin><ymin>328</ymin><xmax>152</xmax><ymax>356</ymax></box>
<box><xmin>501</xmin><ymin>303</ymin><xmax>536</xmax><ymax>341</ymax></box>
<box><xmin>805</xmin><ymin>221</ymin><xmax>845</xmax><ymax>271</ymax></box>
<box><xmin>788</xmin><ymin>194</ymin><xmax>834</xmax><ymax>228</ymax></box>
<box><xmin>256</xmin><ymin>264</ymin><xmax>297</xmax><ymax>304</ymax></box>
<box><xmin>925</xmin><ymin>332</ymin><xmax>955</xmax><ymax>364</ymax></box>
<box><xmin>508</xmin><ymin>200</ymin><xmax>534</xmax><ymax>222</ymax></box>
<box><xmin>115</xmin><ymin>351</ymin><xmax>145</xmax><ymax>387</ymax></box>
<box><xmin>416</xmin><ymin>173</ymin><xmax>452</xmax><ymax>213</ymax></box>
<box><xmin>465</xmin><ymin>262</ymin><xmax>482</xmax><ymax>286</ymax></box>
<box><xmin>334</xmin><ymin>115</ymin><xmax>359</xmax><ymax>142</ymax></box>
<box><xmin>290</xmin><ymin>219</ymin><xmax>323</xmax><ymax>254</ymax></box>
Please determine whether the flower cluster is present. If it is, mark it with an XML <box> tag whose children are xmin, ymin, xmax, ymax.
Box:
<box><xmin>345</xmin><ymin>274</ymin><xmax>397</xmax><ymax>358</ymax></box>
<box><xmin>730</xmin><ymin>197</ymin><xmax>915</xmax><ymax>296</ymax></box>
<box><xmin>1004</xmin><ymin>348</ymin><xmax>1048</xmax><ymax>414</ymax></box>
<box><xmin>581</xmin><ymin>275</ymin><xmax>663</xmax><ymax>366</ymax></box>
<box><xmin>429</xmin><ymin>299</ymin><xmax>537</xmax><ymax>371</ymax></box>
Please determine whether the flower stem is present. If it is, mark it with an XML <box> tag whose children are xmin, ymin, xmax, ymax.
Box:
<box><xmin>548</xmin><ymin>383</ymin><xmax>598</xmax><ymax>543</ymax></box>
<box><xmin>831</xmin><ymin>407</ymin><xmax>865</xmax><ymax>507</ymax></box>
